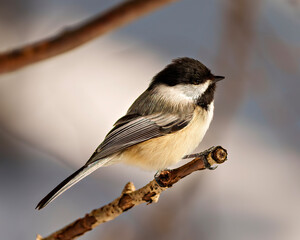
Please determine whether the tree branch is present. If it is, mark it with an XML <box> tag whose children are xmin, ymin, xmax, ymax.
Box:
<box><xmin>36</xmin><ymin>146</ymin><xmax>227</xmax><ymax>240</ymax></box>
<box><xmin>0</xmin><ymin>0</ymin><xmax>178</xmax><ymax>74</ymax></box>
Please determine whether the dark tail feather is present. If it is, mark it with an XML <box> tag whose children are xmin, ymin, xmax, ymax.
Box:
<box><xmin>36</xmin><ymin>160</ymin><xmax>108</xmax><ymax>210</ymax></box>
<box><xmin>36</xmin><ymin>166</ymin><xmax>85</xmax><ymax>210</ymax></box>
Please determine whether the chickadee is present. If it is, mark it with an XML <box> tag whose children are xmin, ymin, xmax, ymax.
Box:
<box><xmin>36</xmin><ymin>57</ymin><xmax>224</xmax><ymax>210</ymax></box>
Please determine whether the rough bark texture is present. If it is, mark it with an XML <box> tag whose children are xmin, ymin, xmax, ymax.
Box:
<box><xmin>37</xmin><ymin>146</ymin><xmax>227</xmax><ymax>240</ymax></box>
<box><xmin>0</xmin><ymin>0</ymin><xmax>178</xmax><ymax>74</ymax></box>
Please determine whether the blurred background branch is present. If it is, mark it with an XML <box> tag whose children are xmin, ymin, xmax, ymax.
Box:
<box><xmin>0</xmin><ymin>0</ymin><xmax>178</xmax><ymax>74</ymax></box>
<box><xmin>212</xmin><ymin>0</ymin><xmax>260</xmax><ymax>136</ymax></box>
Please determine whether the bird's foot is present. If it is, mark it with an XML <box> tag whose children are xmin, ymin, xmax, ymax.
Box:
<box><xmin>204</xmin><ymin>161</ymin><xmax>218</xmax><ymax>170</ymax></box>
<box><xmin>184</xmin><ymin>148</ymin><xmax>218</xmax><ymax>170</ymax></box>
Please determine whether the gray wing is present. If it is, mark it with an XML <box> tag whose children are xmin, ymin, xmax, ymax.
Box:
<box><xmin>85</xmin><ymin>112</ymin><xmax>193</xmax><ymax>165</ymax></box>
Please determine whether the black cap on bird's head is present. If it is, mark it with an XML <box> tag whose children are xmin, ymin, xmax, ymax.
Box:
<box><xmin>150</xmin><ymin>57</ymin><xmax>224</xmax><ymax>88</ymax></box>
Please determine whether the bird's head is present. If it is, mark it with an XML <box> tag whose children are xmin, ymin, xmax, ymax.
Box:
<box><xmin>150</xmin><ymin>57</ymin><xmax>224</xmax><ymax>105</ymax></box>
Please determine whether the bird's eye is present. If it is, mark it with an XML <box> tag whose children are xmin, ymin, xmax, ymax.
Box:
<box><xmin>192</xmin><ymin>79</ymin><xmax>199</xmax><ymax>85</ymax></box>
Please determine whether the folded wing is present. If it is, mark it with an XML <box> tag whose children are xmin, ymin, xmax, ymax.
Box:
<box><xmin>85</xmin><ymin>112</ymin><xmax>193</xmax><ymax>165</ymax></box>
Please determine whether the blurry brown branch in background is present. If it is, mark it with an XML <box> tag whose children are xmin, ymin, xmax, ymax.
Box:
<box><xmin>0</xmin><ymin>0</ymin><xmax>178</xmax><ymax>74</ymax></box>
<box><xmin>36</xmin><ymin>146</ymin><xmax>227</xmax><ymax>240</ymax></box>
<box><xmin>211</xmin><ymin>0</ymin><xmax>260</xmax><ymax>136</ymax></box>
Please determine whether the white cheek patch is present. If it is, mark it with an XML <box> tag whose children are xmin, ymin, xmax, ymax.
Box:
<box><xmin>156</xmin><ymin>81</ymin><xmax>211</xmax><ymax>104</ymax></box>
<box><xmin>175</xmin><ymin>81</ymin><xmax>211</xmax><ymax>99</ymax></box>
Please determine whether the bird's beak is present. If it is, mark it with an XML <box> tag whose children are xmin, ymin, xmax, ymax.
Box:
<box><xmin>213</xmin><ymin>75</ymin><xmax>225</xmax><ymax>83</ymax></box>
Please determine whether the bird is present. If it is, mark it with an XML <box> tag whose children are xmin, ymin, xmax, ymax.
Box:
<box><xmin>36</xmin><ymin>57</ymin><xmax>224</xmax><ymax>210</ymax></box>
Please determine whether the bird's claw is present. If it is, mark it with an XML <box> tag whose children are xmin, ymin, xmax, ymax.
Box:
<box><xmin>203</xmin><ymin>157</ymin><xmax>218</xmax><ymax>170</ymax></box>
<box><xmin>208</xmin><ymin>165</ymin><xmax>218</xmax><ymax>170</ymax></box>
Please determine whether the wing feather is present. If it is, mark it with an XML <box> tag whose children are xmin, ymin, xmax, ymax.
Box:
<box><xmin>85</xmin><ymin>112</ymin><xmax>193</xmax><ymax>165</ymax></box>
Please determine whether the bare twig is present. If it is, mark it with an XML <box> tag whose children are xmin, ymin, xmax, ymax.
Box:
<box><xmin>0</xmin><ymin>0</ymin><xmax>178</xmax><ymax>74</ymax></box>
<box><xmin>37</xmin><ymin>146</ymin><xmax>227</xmax><ymax>240</ymax></box>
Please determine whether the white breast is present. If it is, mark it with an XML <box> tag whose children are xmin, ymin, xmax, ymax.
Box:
<box><xmin>121</xmin><ymin>102</ymin><xmax>214</xmax><ymax>170</ymax></box>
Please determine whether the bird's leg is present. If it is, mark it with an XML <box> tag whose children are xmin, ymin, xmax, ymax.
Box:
<box><xmin>183</xmin><ymin>146</ymin><xmax>215</xmax><ymax>159</ymax></box>
<box><xmin>183</xmin><ymin>147</ymin><xmax>217</xmax><ymax>170</ymax></box>
<box><xmin>183</xmin><ymin>153</ymin><xmax>201</xmax><ymax>159</ymax></box>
